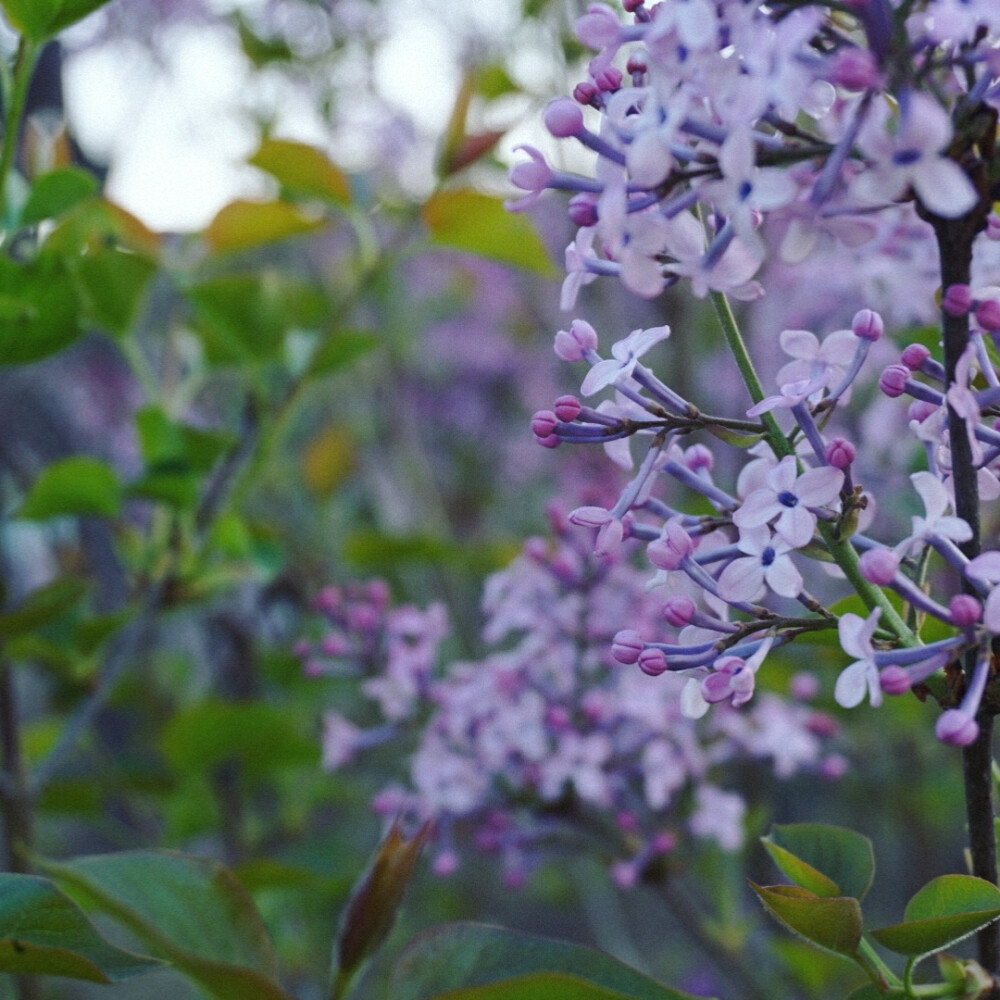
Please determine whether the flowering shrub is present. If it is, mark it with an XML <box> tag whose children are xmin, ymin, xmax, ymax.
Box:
<box><xmin>298</xmin><ymin>509</ymin><xmax>843</xmax><ymax>886</ymax></box>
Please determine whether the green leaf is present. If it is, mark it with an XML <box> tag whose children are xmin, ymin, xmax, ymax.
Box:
<box><xmin>160</xmin><ymin>701</ymin><xmax>316</xmax><ymax>776</ymax></box>
<box><xmin>762</xmin><ymin>824</ymin><xmax>875</xmax><ymax>900</ymax></box>
<box><xmin>0</xmin><ymin>577</ymin><xmax>87</xmax><ymax>639</ymax></box>
<box><xmin>1</xmin><ymin>0</ymin><xmax>113</xmax><ymax>40</ymax></box>
<box><xmin>22</xmin><ymin>168</ymin><xmax>99</xmax><ymax>225</ymax></box>
<box><xmin>870</xmin><ymin>875</ymin><xmax>1000</xmax><ymax>958</ymax></box>
<box><xmin>205</xmin><ymin>199</ymin><xmax>325</xmax><ymax>254</ymax></box>
<box><xmin>249</xmin><ymin>138</ymin><xmax>351</xmax><ymax>205</ymax></box>
<box><xmin>136</xmin><ymin>406</ymin><xmax>235</xmax><ymax>472</ymax></box>
<box><xmin>334</xmin><ymin>819</ymin><xmax>431</xmax><ymax>995</ymax></box>
<box><xmin>421</xmin><ymin>189</ymin><xmax>555</xmax><ymax>275</ymax></box>
<box><xmin>392</xmin><ymin>923</ymin><xmax>707</xmax><ymax>1000</ymax></box>
<box><xmin>705</xmin><ymin>425</ymin><xmax>764</xmax><ymax>449</ymax></box>
<box><xmin>306</xmin><ymin>329</ymin><xmax>379</xmax><ymax>378</ymax></box>
<box><xmin>40</xmin><ymin>851</ymin><xmax>295</xmax><ymax>1000</ymax></box>
<box><xmin>422</xmin><ymin>972</ymin><xmax>639</xmax><ymax>1000</ymax></box>
<box><xmin>0</xmin><ymin>251</ymin><xmax>82</xmax><ymax>365</ymax></box>
<box><xmin>19</xmin><ymin>457</ymin><xmax>122</xmax><ymax>520</ymax></box>
<box><xmin>0</xmin><ymin>873</ymin><xmax>160</xmax><ymax>982</ymax></box>
<box><xmin>75</xmin><ymin>247</ymin><xmax>157</xmax><ymax>337</ymax></box>
<box><xmin>750</xmin><ymin>883</ymin><xmax>863</xmax><ymax>957</ymax></box>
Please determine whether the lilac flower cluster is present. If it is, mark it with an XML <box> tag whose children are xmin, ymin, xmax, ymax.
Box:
<box><xmin>296</xmin><ymin>516</ymin><xmax>842</xmax><ymax>886</ymax></box>
<box><xmin>518</xmin><ymin>0</ymin><xmax>1000</xmax><ymax>746</ymax></box>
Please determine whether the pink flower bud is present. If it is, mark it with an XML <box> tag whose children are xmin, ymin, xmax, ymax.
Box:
<box><xmin>572</xmin><ymin>80</ymin><xmax>598</xmax><ymax>105</ymax></box>
<box><xmin>943</xmin><ymin>283</ymin><xmax>972</xmax><ymax>316</ymax></box>
<box><xmin>684</xmin><ymin>444</ymin><xmax>713</xmax><ymax>471</ymax></box>
<box><xmin>544</xmin><ymin>98</ymin><xmax>584</xmax><ymax>138</ymax></box>
<box><xmin>612</xmin><ymin>629</ymin><xmax>644</xmax><ymax>664</ymax></box>
<box><xmin>432</xmin><ymin>850</ymin><xmax>459</xmax><ymax>877</ymax></box>
<box><xmin>554</xmin><ymin>318</ymin><xmax>599</xmax><ymax>360</ymax></box>
<box><xmin>593</xmin><ymin>65</ymin><xmax>623</xmax><ymax>92</ymax></box>
<box><xmin>908</xmin><ymin>400</ymin><xmax>937</xmax><ymax>423</ymax></box>
<box><xmin>879</xmin><ymin>364</ymin><xmax>909</xmax><ymax>397</ymax></box>
<box><xmin>975</xmin><ymin>299</ymin><xmax>1000</xmax><ymax>332</ymax></box>
<box><xmin>949</xmin><ymin>594</ymin><xmax>982</xmax><ymax>626</ymax></box>
<box><xmin>789</xmin><ymin>672</ymin><xmax>819</xmax><ymax>700</ymax></box>
<box><xmin>554</xmin><ymin>395</ymin><xmax>582</xmax><ymax>421</ymax></box>
<box><xmin>568</xmin><ymin>193</ymin><xmax>599</xmax><ymax>227</ymax></box>
<box><xmin>879</xmin><ymin>665</ymin><xmax>911</xmax><ymax>695</ymax></box>
<box><xmin>647</xmin><ymin>522</ymin><xmax>695</xmax><ymax>570</ymax></box>
<box><xmin>626</xmin><ymin>52</ymin><xmax>647</xmax><ymax>75</ymax></box>
<box><xmin>662</xmin><ymin>595</ymin><xmax>696</xmax><ymax>627</ymax></box>
<box><xmin>825</xmin><ymin>437</ymin><xmax>856</xmax><ymax>469</ymax></box>
<box><xmin>638</xmin><ymin>647</ymin><xmax>668</xmax><ymax>676</ymax></box>
<box><xmin>851</xmin><ymin>308</ymin><xmax>883</xmax><ymax>341</ymax></box>
<box><xmin>859</xmin><ymin>547</ymin><xmax>898</xmax><ymax>584</ymax></box>
<box><xmin>829</xmin><ymin>47</ymin><xmax>880</xmax><ymax>90</ymax></box>
<box><xmin>820</xmin><ymin>754</ymin><xmax>849</xmax><ymax>780</ymax></box>
<box><xmin>651</xmin><ymin>832</ymin><xmax>676</xmax><ymax>854</ymax></box>
<box><xmin>936</xmin><ymin>708</ymin><xmax>979</xmax><ymax>746</ymax></box>
<box><xmin>575</xmin><ymin>4</ymin><xmax>622</xmax><ymax>49</ymax></box>
<box><xmin>508</xmin><ymin>146</ymin><xmax>552</xmax><ymax>193</ymax></box>
<box><xmin>531</xmin><ymin>410</ymin><xmax>559</xmax><ymax>439</ymax></box>
<box><xmin>900</xmin><ymin>343</ymin><xmax>930</xmax><ymax>370</ymax></box>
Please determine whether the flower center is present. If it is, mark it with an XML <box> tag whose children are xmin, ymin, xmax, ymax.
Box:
<box><xmin>777</xmin><ymin>490</ymin><xmax>798</xmax><ymax>508</ymax></box>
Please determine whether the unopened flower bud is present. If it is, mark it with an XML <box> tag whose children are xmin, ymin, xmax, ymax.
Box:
<box><xmin>851</xmin><ymin>308</ymin><xmax>883</xmax><ymax>341</ymax></box>
<box><xmin>647</xmin><ymin>523</ymin><xmax>695</xmax><ymax>570</ymax></box>
<box><xmin>949</xmin><ymin>594</ymin><xmax>982</xmax><ymax>626</ymax></box>
<box><xmin>829</xmin><ymin>47</ymin><xmax>880</xmax><ymax>90</ymax></box>
<box><xmin>900</xmin><ymin>343</ymin><xmax>930</xmax><ymax>370</ymax></box>
<box><xmin>612</xmin><ymin>629</ymin><xmax>644</xmax><ymax>664</ymax></box>
<box><xmin>879</xmin><ymin>665</ymin><xmax>911</xmax><ymax>695</ymax></box>
<box><xmin>975</xmin><ymin>299</ymin><xmax>1000</xmax><ymax>332</ymax></box>
<box><xmin>593</xmin><ymin>65</ymin><xmax>623</xmax><ymax>92</ymax></box>
<box><xmin>684</xmin><ymin>444</ymin><xmax>713</xmax><ymax>471</ymax></box>
<box><xmin>908</xmin><ymin>400</ymin><xmax>937</xmax><ymax>423</ymax></box>
<box><xmin>554</xmin><ymin>395</ymin><xmax>582</xmax><ymax>421</ymax></box>
<box><xmin>662</xmin><ymin>595</ymin><xmax>696</xmax><ymax>627</ymax></box>
<box><xmin>936</xmin><ymin>708</ymin><xmax>979</xmax><ymax>746</ymax></box>
<box><xmin>572</xmin><ymin>80</ymin><xmax>599</xmax><ymax>105</ymax></box>
<box><xmin>943</xmin><ymin>283</ymin><xmax>972</xmax><ymax>316</ymax></box>
<box><xmin>575</xmin><ymin>4</ymin><xmax>623</xmax><ymax>48</ymax></box>
<box><xmin>626</xmin><ymin>52</ymin><xmax>647</xmax><ymax>75</ymax></box>
<box><xmin>638</xmin><ymin>647</ymin><xmax>668</xmax><ymax>676</ymax></box>
<box><xmin>531</xmin><ymin>410</ymin><xmax>559</xmax><ymax>439</ymax></box>
<box><xmin>858</xmin><ymin>547</ymin><xmax>898</xmax><ymax>584</ymax></box>
<box><xmin>544</xmin><ymin>97</ymin><xmax>584</xmax><ymax>138</ymax></box>
<box><xmin>879</xmin><ymin>364</ymin><xmax>909</xmax><ymax>397</ymax></box>
<box><xmin>825</xmin><ymin>437</ymin><xmax>856</xmax><ymax>469</ymax></box>
<box><xmin>568</xmin><ymin>193</ymin><xmax>599</xmax><ymax>227</ymax></box>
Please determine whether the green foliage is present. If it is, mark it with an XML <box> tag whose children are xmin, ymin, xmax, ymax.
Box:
<box><xmin>0</xmin><ymin>0</ymin><xmax>113</xmax><ymax>41</ymax></box>
<box><xmin>392</xmin><ymin>923</ymin><xmax>709</xmax><ymax>1000</ymax></box>
<box><xmin>0</xmin><ymin>873</ymin><xmax>159</xmax><ymax>982</ymax></box>
<box><xmin>421</xmin><ymin>189</ymin><xmax>556</xmax><ymax>275</ymax></box>
<box><xmin>763</xmin><ymin>824</ymin><xmax>875</xmax><ymax>900</ymax></box>
<box><xmin>42</xmin><ymin>851</ymin><xmax>294</xmax><ymax>1000</ymax></box>
<box><xmin>18</xmin><ymin>457</ymin><xmax>122</xmax><ymax>520</ymax></box>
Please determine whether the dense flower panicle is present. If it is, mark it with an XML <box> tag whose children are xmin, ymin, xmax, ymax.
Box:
<box><xmin>300</xmin><ymin>522</ymin><xmax>842</xmax><ymax>884</ymax></box>
<box><xmin>516</xmin><ymin>0</ymin><xmax>1000</xmax><ymax>746</ymax></box>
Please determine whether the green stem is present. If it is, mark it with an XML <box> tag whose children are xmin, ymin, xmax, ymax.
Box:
<box><xmin>0</xmin><ymin>37</ymin><xmax>38</xmax><ymax>227</ymax></box>
<box><xmin>856</xmin><ymin>937</ymin><xmax>903</xmax><ymax>990</ymax></box>
<box><xmin>709</xmin><ymin>289</ymin><xmax>918</xmax><ymax>646</ymax></box>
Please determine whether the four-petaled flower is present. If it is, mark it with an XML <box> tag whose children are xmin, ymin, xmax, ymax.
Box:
<box><xmin>834</xmin><ymin>609</ymin><xmax>883</xmax><ymax>709</ymax></box>
<box><xmin>717</xmin><ymin>525</ymin><xmax>802</xmax><ymax>601</ymax></box>
<box><xmin>733</xmin><ymin>455</ymin><xmax>843</xmax><ymax>547</ymax></box>
<box><xmin>580</xmin><ymin>324</ymin><xmax>671</xmax><ymax>396</ymax></box>
<box><xmin>893</xmin><ymin>471</ymin><xmax>972</xmax><ymax>559</ymax></box>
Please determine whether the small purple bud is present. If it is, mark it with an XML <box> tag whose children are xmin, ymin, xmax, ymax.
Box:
<box><xmin>638</xmin><ymin>647</ymin><xmax>668</xmax><ymax>676</ymax></box>
<box><xmin>617</xmin><ymin>811</ymin><xmax>638</xmax><ymax>833</ymax></box>
<box><xmin>612</xmin><ymin>629</ymin><xmax>644</xmax><ymax>664</ymax></box>
<box><xmin>829</xmin><ymin>47</ymin><xmax>880</xmax><ymax>90</ymax></box>
<box><xmin>314</xmin><ymin>585</ymin><xmax>341</xmax><ymax>614</ymax></box>
<box><xmin>647</xmin><ymin>525</ymin><xmax>694</xmax><ymax>571</ymax></box>
<box><xmin>572</xmin><ymin>80</ymin><xmax>599</xmax><ymax>105</ymax></box>
<box><xmin>611</xmin><ymin>861</ymin><xmax>637</xmax><ymax>889</ymax></box>
<box><xmin>975</xmin><ymin>299</ymin><xmax>1000</xmax><ymax>332</ymax></box>
<box><xmin>879</xmin><ymin>364</ymin><xmax>909</xmax><ymax>398</ymax></box>
<box><xmin>432</xmin><ymin>850</ymin><xmax>459</xmax><ymax>877</ymax></box>
<box><xmin>825</xmin><ymin>437</ymin><xmax>856</xmax><ymax>469</ymax></box>
<box><xmin>546</xmin><ymin>704</ymin><xmax>572</xmax><ymax>729</ymax></box>
<box><xmin>575</xmin><ymin>5</ymin><xmax>623</xmax><ymax>48</ymax></box>
<box><xmin>908</xmin><ymin>400</ymin><xmax>937</xmax><ymax>423</ymax></box>
<box><xmin>544</xmin><ymin>98</ymin><xmax>584</xmax><ymax>138</ymax></box>
<box><xmin>684</xmin><ymin>444</ymin><xmax>713</xmax><ymax>471</ymax></box>
<box><xmin>321</xmin><ymin>634</ymin><xmax>349</xmax><ymax>656</ymax></box>
<box><xmin>858</xmin><ymin>547</ymin><xmax>898</xmax><ymax>584</ymax></box>
<box><xmin>651</xmin><ymin>832</ymin><xmax>676</xmax><ymax>854</ymax></box>
<box><xmin>807</xmin><ymin>712</ymin><xmax>839</xmax><ymax>737</ymax></box>
<box><xmin>554</xmin><ymin>395</ymin><xmax>582</xmax><ymax>421</ymax></box>
<box><xmin>987</xmin><ymin>214</ymin><xmax>1000</xmax><ymax>241</ymax></box>
<box><xmin>554</xmin><ymin>318</ymin><xmax>599</xmax><ymax>360</ymax></box>
<box><xmin>626</xmin><ymin>51</ymin><xmax>647</xmax><ymax>75</ymax></box>
<box><xmin>943</xmin><ymin>283</ymin><xmax>972</xmax><ymax>316</ymax></box>
<box><xmin>900</xmin><ymin>343</ymin><xmax>930</xmax><ymax>370</ymax></box>
<box><xmin>593</xmin><ymin>65</ymin><xmax>623</xmax><ymax>92</ymax></box>
<box><xmin>531</xmin><ymin>410</ymin><xmax>559</xmax><ymax>438</ymax></box>
<box><xmin>662</xmin><ymin>595</ymin><xmax>696</xmax><ymax>627</ymax></box>
<box><xmin>851</xmin><ymin>308</ymin><xmax>883</xmax><ymax>341</ymax></box>
<box><xmin>367</xmin><ymin>579</ymin><xmax>390</xmax><ymax>607</ymax></box>
<box><xmin>949</xmin><ymin>594</ymin><xmax>982</xmax><ymax>626</ymax></box>
<box><xmin>789</xmin><ymin>672</ymin><xmax>819</xmax><ymax>700</ymax></box>
<box><xmin>936</xmin><ymin>708</ymin><xmax>979</xmax><ymax>746</ymax></box>
<box><xmin>879</xmin><ymin>665</ymin><xmax>911</xmax><ymax>695</ymax></box>
<box><xmin>820</xmin><ymin>754</ymin><xmax>849</xmax><ymax>779</ymax></box>
<box><xmin>568</xmin><ymin>192</ymin><xmax>599</xmax><ymax>227</ymax></box>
